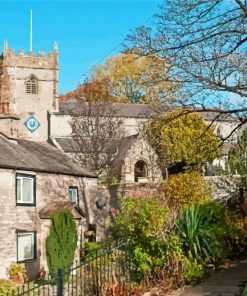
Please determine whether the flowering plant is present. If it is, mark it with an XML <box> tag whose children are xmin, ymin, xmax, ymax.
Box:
<box><xmin>7</xmin><ymin>263</ymin><xmax>27</xmax><ymax>284</ymax></box>
<box><xmin>109</xmin><ymin>208</ymin><xmax>117</xmax><ymax>219</ymax></box>
<box><xmin>7</xmin><ymin>263</ymin><xmax>27</xmax><ymax>277</ymax></box>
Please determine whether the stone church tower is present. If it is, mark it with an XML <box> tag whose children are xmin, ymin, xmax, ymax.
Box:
<box><xmin>0</xmin><ymin>41</ymin><xmax>58</xmax><ymax>141</ymax></box>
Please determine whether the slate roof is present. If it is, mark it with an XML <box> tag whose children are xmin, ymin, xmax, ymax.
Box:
<box><xmin>39</xmin><ymin>200</ymin><xmax>84</xmax><ymax>219</ymax></box>
<box><xmin>54</xmin><ymin>135</ymin><xmax>138</xmax><ymax>158</ymax></box>
<box><xmin>0</xmin><ymin>134</ymin><xmax>97</xmax><ymax>178</ymax></box>
<box><xmin>54</xmin><ymin>133</ymin><xmax>233</xmax><ymax>159</ymax></box>
<box><xmin>57</xmin><ymin>101</ymin><xmax>236</xmax><ymax>122</ymax></box>
<box><xmin>114</xmin><ymin>135</ymin><xmax>138</xmax><ymax>163</ymax></box>
<box><xmin>192</xmin><ymin>109</ymin><xmax>236</xmax><ymax>122</ymax></box>
<box><xmin>58</xmin><ymin>101</ymin><xmax>155</xmax><ymax>118</ymax></box>
<box><xmin>55</xmin><ymin>137</ymin><xmax>83</xmax><ymax>153</ymax></box>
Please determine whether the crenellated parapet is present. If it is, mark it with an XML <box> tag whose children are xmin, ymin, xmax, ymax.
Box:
<box><xmin>2</xmin><ymin>45</ymin><xmax>58</xmax><ymax>70</ymax></box>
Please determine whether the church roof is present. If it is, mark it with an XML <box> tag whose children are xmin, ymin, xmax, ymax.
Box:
<box><xmin>115</xmin><ymin>134</ymin><xmax>138</xmax><ymax>161</ymax></box>
<box><xmin>53</xmin><ymin>134</ymin><xmax>138</xmax><ymax>157</ymax></box>
<box><xmin>57</xmin><ymin>101</ymin><xmax>236</xmax><ymax>122</ymax></box>
<box><xmin>58</xmin><ymin>101</ymin><xmax>155</xmax><ymax>118</ymax></box>
<box><xmin>0</xmin><ymin>134</ymin><xmax>97</xmax><ymax>178</ymax></box>
<box><xmin>54</xmin><ymin>137</ymin><xmax>82</xmax><ymax>152</ymax></box>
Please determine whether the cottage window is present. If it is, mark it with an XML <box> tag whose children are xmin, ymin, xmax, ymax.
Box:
<box><xmin>16</xmin><ymin>174</ymin><xmax>36</xmax><ymax>205</ymax></box>
<box><xmin>26</xmin><ymin>75</ymin><xmax>38</xmax><ymax>94</ymax></box>
<box><xmin>69</xmin><ymin>186</ymin><xmax>79</xmax><ymax>204</ymax></box>
<box><xmin>17</xmin><ymin>231</ymin><xmax>36</xmax><ymax>262</ymax></box>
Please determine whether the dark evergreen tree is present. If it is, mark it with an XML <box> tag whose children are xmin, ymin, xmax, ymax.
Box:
<box><xmin>46</xmin><ymin>211</ymin><xmax>78</xmax><ymax>280</ymax></box>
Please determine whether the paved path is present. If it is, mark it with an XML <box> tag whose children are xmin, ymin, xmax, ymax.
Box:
<box><xmin>169</xmin><ymin>259</ymin><xmax>247</xmax><ymax>296</ymax></box>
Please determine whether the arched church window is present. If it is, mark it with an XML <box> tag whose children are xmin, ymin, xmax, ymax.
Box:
<box><xmin>134</xmin><ymin>160</ymin><xmax>148</xmax><ymax>182</ymax></box>
<box><xmin>26</xmin><ymin>75</ymin><xmax>38</xmax><ymax>94</ymax></box>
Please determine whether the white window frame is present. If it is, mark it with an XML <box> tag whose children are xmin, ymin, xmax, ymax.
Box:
<box><xmin>16</xmin><ymin>174</ymin><xmax>35</xmax><ymax>205</ymax></box>
<box><xmin>17</xmin><ymin>231</ymin><xmax>36</xmax><ymax>262</ymax></box>
<box><xmin>69</xmin><ymin>186</ymin><xmax>79</xmax><ymax>204</ymax></box>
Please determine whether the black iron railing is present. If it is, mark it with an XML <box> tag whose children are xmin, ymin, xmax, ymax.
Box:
<box><xmin>6</xmin><ymin>241</ymin><xmax>132</xmax><ymax>296</ymax></box>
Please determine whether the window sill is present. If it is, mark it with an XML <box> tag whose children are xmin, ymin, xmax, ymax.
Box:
<box><xmin>17</xmin><ymin>257</ymin><xmax>36</xmax><ymax>263</ymax></box>
<box><xmin>16</xmin><ymin>203</ymin><xmax>36</xmax><ymax>207</ymax></box>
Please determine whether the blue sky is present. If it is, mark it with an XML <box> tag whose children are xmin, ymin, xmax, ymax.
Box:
<box><xmin>0</xmin><ymin>0</ymin><xmax>162</xmax><ymax>94</ymax></box>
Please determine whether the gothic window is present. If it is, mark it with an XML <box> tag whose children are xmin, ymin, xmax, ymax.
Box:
<box><xmin>134</xmin><ymin>160</ymin><xmax>148</xmax><ymax>182</ymax></box>
<box><xmin>26</xmin><ymin>75</ymin><xmax>38</xmax><ymax>94</ymax></box>
<box><xmin>216</xmin><ymin>126</ymin><xmax>223</xmax><ymax>139</ymax></box>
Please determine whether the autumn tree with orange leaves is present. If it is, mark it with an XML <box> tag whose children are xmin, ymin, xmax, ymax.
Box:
<box><xmin>59</xmin><ymin>80</ymin><xmax>117</xmax><ymax>102</ymax></box>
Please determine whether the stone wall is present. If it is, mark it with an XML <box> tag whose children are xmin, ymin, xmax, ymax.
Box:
<box><xmin>86</xmin><ymin>182</ymin><xmax>162</xmax><ymax>242</ymax></box>
<box><xmin>49</xmin><ymin>113</ymin><xmax>147</xmax><ymax>138</ymax></box>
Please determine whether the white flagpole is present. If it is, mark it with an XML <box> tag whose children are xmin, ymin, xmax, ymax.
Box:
<box><xmin>30</xmin><ymin>9</ymin><xmax>32</xmax><ymax>51</ymax></box>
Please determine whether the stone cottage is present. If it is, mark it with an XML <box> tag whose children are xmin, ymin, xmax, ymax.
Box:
<box><xmin>0</xmin><ymin>133</ymin><xmax>97</xmax><ymax>278</ymax></box>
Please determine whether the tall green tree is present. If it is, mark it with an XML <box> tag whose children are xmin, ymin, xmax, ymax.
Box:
<box><xmin>46</xmin><ymin>211</ymin><xmax>78</xmax><ymax>280</ymax></box>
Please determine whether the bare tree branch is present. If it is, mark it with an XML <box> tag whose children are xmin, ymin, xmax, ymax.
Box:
<box><xmin>70</xmin><ymin>100</ymin><xmax>124</xmax><ymax>177</ymax></box>
<box><xmin>125</xmin><ymin>0</ymin><xmax>247</xmax><ymax>130</ymax></box>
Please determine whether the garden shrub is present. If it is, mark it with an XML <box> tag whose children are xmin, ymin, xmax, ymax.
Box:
<box><xmin>0</xmin><ymin>279</ymin><xmax>18</xmax><ymax>296</ymax></box>
<box><xmin>225</xmin><ymin>206</ymin><xmax>247</xmax><ymax>257</ymax></box>
<box><xmin>176</xmin><ymin>202</ymin><xmax>228</xmax><ymax>262</ymax></box>
<box><xmin>0</xmin><ymin>280</ymin><xmax>37</xmax><ymax>296</ymax></box>
<box><xmin>112</xmin><ymin>196</ymin><xmax>168</xmax><ymax>278</ymax></box>
<box><xmin>243</xmin><ymin>285</ymin><xmax>247</xmax><ymax>296</ymax></box>
<box><xmin>161</xmin><ymin>234</ymin><xmax>205</xmax><ymax>285</ymax></box>
<box><xmin>84</xmin><ymin>242</ymin><xmax>102</xmax><ymax>258</ymax></box>
<box><xmin>184</xmin><ymin>259</ymin><xmax>204</xmax><ymax>284</ymax></box>
<box><xmin>164</xmin><ymin>235</ymin><xmax>206</xmax><ymax>284</ymax></box>
<box><xmin>7</xmin><ymin>263</ymin><xmax>27</xmax><ymax>278</ymax></box>
<box><xmin>164</xmin><ymin>171</ymin><xmax>210</xmax><ymax>209</ymax></box>
<box><xmin>46</xmin><ymin>211</ymin><xmax>78</xmax><ymax>281</ymax></box>
<box><xmin>111</xmin><ymin>196</ymin><xmax>229</xmax><ymax>289</ymax></box>
<box><xmin>162</xmin><ymin>234</ymin><xmax>188</xmax><ymax>286</ymax></box>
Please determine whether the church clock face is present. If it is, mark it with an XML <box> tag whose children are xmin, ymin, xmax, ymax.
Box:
<box><xmin>24</xmin><ymin>115</ymin><xmax>41</xmax><ymax>133</ymax></box>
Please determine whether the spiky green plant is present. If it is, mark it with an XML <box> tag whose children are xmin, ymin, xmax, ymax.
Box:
<box><xmin>176</xmin><ymin>202</ymin><xmax>227</xmax><ymax>262</ymax></box>
<box><xmin>46</xmin><ymin>211</ymin><xmax>78</xmax><ymax>280</ymax></box>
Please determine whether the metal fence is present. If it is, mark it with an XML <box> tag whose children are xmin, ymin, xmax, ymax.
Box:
<box><xmin>5</xmin><ymin>277</ymin><xmax>58</xmax><ymax>296</ymax></box>
<box><xmin>6</xmin><ymin>242</ymin><xmax>133</xmax><ymax>296</ymax></box>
